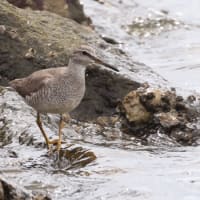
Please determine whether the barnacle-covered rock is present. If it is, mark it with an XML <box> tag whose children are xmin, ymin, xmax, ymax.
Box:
<box><xmin>121</xmin><ymin>90</ymin><xmax>151</xmax><ymax>124</ymax></box>
<box><xmin>120</xmin><ymin>87</ymin><xmax>200</xmax><ymax>145</ymax></box>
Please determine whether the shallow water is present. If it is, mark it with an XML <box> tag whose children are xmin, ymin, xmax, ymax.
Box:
<box><xmin>2</xmin><ymin>145</ymin><xmax>200</xmax><ymax>200</ymax></box>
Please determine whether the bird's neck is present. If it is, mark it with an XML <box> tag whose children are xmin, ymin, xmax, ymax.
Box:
<box><xmin>67</xmin><ymin>59</ymin><xmax>86</xmax><ymax>76</ymax></box>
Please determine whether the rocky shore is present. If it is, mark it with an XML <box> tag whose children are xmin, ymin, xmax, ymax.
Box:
<box><xmin>1</xmin><ymin>0</ymin><xmax>200</xmax><ymax>199</ymax></box>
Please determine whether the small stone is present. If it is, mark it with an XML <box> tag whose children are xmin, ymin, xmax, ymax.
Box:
<box><xmin>8</xmin><ymin>29</ymin><xmax>18</xmax><ymax>39</ymax></box>
<box><xmin>155</xmin><ymin>112</ymin><xmax>180</xmax><ymax>128</ymax></box>
<box><xmin>171</xmin><ymin>130</ymin><xmax>193</xmax><ymax>145</ymax></box>
<box><xmin>0</xmin><ymin>25</ymin><xmax>6</xmax><ymax>34</ymax></box>
<box><xmin>8</xmin><ymin>150</ymin><xmax>18</xmax><ymax>158</ymax></box>
<box><xmin>101</xmin><ymin>35</ymin><xmax>119</xmax><ymax>44</ymax></box>
<box><xmin>0</xmin><ymin>182</ymin><xmax>4</xmax><ymax>200</ymax></box>
<box><xmin>48</xmin><ymin>51</ymin><xmax>57</xmax><ymax>57</ymax></box>
<box><xmin>176</xmin><ymin>95</ymin><xmax>184</xmax><ymax>102</ymax></box>
<box><xmin>121</xmin><ymin>91</ymin><xmax>151</xmax><ymax>123</ymax></box>
<box><xmin>187</xmin><ymin>95</ymin><xmax>196</xmax><ymax>103</ymax></box>
<box><xmin>94</xmin><ymin>0</ymin><xmax>105</xmax><ymax>4</ymax></box>
<box><xmin>96</xmin><ymin>116</ymin><xmax>119</xmax><ymax>127</ymax></box>
<box><xmin>24</xmin><ymin>48</ymin><xmax>36</xmax><ymax>59</ymax></box>
<box><xmin>102</xmin><ymin>129</ymin><xmax>122</xmax><ymax>139</ymax></box>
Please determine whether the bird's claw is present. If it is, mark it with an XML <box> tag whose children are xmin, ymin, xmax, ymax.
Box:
<box><xmin>47</xmin><ymin>139</ymin><xmax>64</xmax><ymax>154</ymax></box>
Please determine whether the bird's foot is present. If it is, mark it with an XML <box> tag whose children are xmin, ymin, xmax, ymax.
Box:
<box><xmin>56</xmin><ymin>140</ymin><xmax>62</xmax><ymax>152</ymax></box>
<box><xmin>47</xmin><ymin>139</ymin><xmax>65</xmax><ymax>153</ymax></box>
<box><xmin>49</xmin><ymin>139</ymin><xmax>65</xmax><ymax>145</ymax></box>
<box><xmin>48</xmin><ymin>139</ymin><xmax>60</xmax><ymax>145</ymax></box>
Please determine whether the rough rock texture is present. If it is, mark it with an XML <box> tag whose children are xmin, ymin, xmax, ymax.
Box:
<box><xmin>121</xmin><ymin>90</ymin><xmax>150</xmax><ymax>124</ymax></box>
<box><xmin>120</xmin><ymin>87</ymin><xmax>200</xmax><ymax>145</ymax></box>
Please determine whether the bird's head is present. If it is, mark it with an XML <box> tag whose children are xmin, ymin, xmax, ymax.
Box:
<box><xmin>70</xmin><ymin>45</ymin><xmax>119</xmax><ymax>72</ymax></box>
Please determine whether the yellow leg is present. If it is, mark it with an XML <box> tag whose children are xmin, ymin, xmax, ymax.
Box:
<box><xmin>56</xmin><ymin>114</ymin><xmax>65</xmax><ymax>151</ymax></box>
<box><xmin>48</xmin><ymin>139</ymin><xmax>66</xmax><ymax>145</ymax></box>
<box><xmin>36</xmin><ymin>112</ymin><xmax>50</xmax><ymax>150</ymax></box>
<box><xmin>63</xmin><ymin>113</ymin><xmax>71</xmax><ymax>123</ymax></box>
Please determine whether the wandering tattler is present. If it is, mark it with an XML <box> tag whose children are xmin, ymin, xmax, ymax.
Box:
<box><xmin>9</xmin><ymin>45</ymin><xmax>118</xmax><ymax>152</ymax></box>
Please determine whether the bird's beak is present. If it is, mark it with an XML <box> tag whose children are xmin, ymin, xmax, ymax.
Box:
<box><xmin>90</xmin><ymin>55</ymin><xmax>119</xmax><ymax>72</ymax></box>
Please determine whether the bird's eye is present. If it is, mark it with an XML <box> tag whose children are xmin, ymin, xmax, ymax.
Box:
<box><xmin>82</xmin><ymin>51</ymin><xmax>88</xmax><ymax>55</ymax></box>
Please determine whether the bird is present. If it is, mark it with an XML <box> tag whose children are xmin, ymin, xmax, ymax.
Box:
<box><xmin>9</xmin><ymin>45</ymin><xmax>118</xmax><ymax>152</ymax></box>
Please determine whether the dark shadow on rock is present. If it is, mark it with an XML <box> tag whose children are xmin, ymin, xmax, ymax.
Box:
<box><xmin>72</xmin><ymin>68</ymin><xmax>140</xmax><ymax>121</ymax></box>
<box><xmin>119</xmin><ymin>87</ymin><xmax>200</xmax><ymax>146</ymax></box>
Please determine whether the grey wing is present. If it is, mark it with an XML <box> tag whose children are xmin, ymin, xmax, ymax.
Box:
<box><xmin>9</xmin><ymin>71</ymin><xmax>55</xmax><ymax>98</ymax></box>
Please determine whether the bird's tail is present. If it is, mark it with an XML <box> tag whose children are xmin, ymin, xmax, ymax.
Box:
<box><xmin>9</xmin><ymin>79</ymin><xmax>22</xmax><ymax>89</ymax></box>
<box><xmin>9</xmin><ymin>78</ymin><xmax>26</xmax><ymax>97</ymax></box>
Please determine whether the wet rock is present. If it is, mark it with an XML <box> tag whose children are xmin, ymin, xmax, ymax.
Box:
<box><xmin>170</xmin><ymin>129</ymin><xmax>200</xmax><ymax>146</ymax></box>
<box><xmin>101</xmin><ymin>35</ymin><xmax>119</xmax><ymax>44</ymax></box>
<box><xmin>74</xmin><ymin>67</ymin><xmax>139</xmax><ymax>121</ymax></box>
<box><xmin>187</xmin><ymin>95</ymin><xmax>196</xmax><ymax>103</ymax></box>
<box><xmin>101</xmin><ymin>128</ymin><xmax>122</xmax><ymax>140</ymax></box>
<box><xmin>120</xmin><ymin>87</ymin><xmax>200</xmax><ymax>145</ymax></box>
<box><xmin>0</xmin><ymin>176</ymin><xmax>51</xmax><ymax>200</ymax></box>
<box><xmin>8</xmin><ymin>150</ymin><xmax>18</xmax><ymax>158</ymax></box>
<box><xmin>96</xmin><ymin>116</ymin><xmax>119</xmax><ymax>127</ymax></box>
<box><xmin>52</xmin><ymin>146</ymin><xmax>97</xmax><ymax>170</ymax></box>
<box><xmin>120</xmin><ymin>90</ymin><xmax>151</xmax><ymax>124</ymax></box>
<box><xmin>154</xmin><ymin>112</ymin><xmax>180</xmax><ymax>128</ymax></box>
<box><xmin>93</xmin><ymin>0</ymin><xmax>105</xmax><ymax>4</ymax></box>
<box><xmin>0</xmin><ymin>117</ymin><xmax>13</xmax><ymax>147</ymax></box>
<box><xmin>140</xmin><ymin>89</ymin><xmax>178</xmax><ymax>112</ymax></box>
